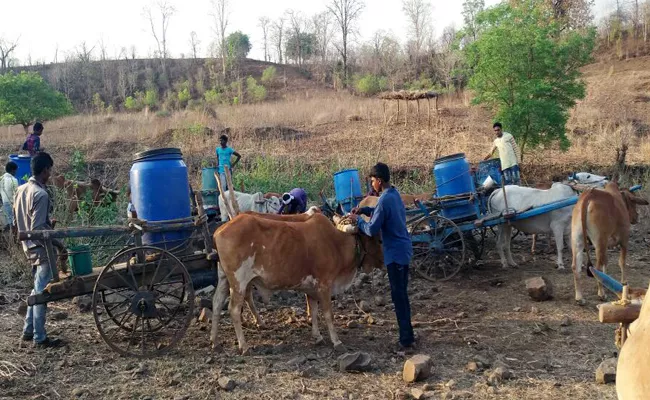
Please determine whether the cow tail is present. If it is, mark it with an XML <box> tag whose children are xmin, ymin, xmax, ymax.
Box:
<box><xmin>581</xmin><ymin>191</ymin><xmax>594</xmax><ymax>277</ymax></box>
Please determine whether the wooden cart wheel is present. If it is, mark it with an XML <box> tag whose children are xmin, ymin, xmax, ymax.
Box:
<box><xmin>410</xmin><ymin>215</ymin><xmax>466</xmax><ymax>282</ymax></box>
<box><xmin>92</xmin><ymin>246</ymin><xmax>195</xmax><ymax>357</ymax></box>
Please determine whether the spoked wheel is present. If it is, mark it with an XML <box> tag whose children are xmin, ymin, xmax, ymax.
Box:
<box><xmin>410</xmin><ymin>215</ymin><xmax>466</xmax><ymax>282</ymax></box>
<box><xmin>465</xmin><ymin>228</ymin><xmax>486</xmax><ymax>263</ymax></box>
<box><xmin>92</xmin><ymin>246</ymin><xmax>195</xmax><ymax>357</ymax></box>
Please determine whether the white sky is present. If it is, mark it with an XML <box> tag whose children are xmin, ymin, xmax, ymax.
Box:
<box><xmin>1</xmin><ymin>0</ymin><xmax>618</xmax><ymax>65</ymax></box>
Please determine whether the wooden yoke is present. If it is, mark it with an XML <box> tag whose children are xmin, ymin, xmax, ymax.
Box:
<box><xmin>224</xmin><ymin>167</ymin><xmax>240</xmax><ymax>215</ymax></box>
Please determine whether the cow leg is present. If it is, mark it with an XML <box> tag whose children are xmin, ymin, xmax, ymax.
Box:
<box><xmin>318</xmin><ymin>289</ymin><xmax>343</xmax><ymax>351</ymax></box>
<box><xmin>306</xmin><ymin>295</ymin><xmax>323</xmax><ymax>344</ymax></box>
<box><xmin>305</xmin><ymin>294</ymin><xmax>312</xmax><ymax>323</ymax></box>
<box><xmin>551</xmin><ymin>222</ymin><xmax>566</xmax><ymax>270</ymax></box>
<box><xmin>210</xmin><ymin>266</ymin><xmax>230</xmax><ymax>349</ymax></box>
<box><xmin>595</xmin><ymin>238</ymin><xmax>609</xmax><ymax>301</ymax></box>
<box><xmin>229</xmin><ymin>289</ymin><xmax>249</xmax><ymax>355</ymax></box>
<box><xmin>502</xmin><ymin>225</ymin><xmax>518</xmax><ymax>268</ymax></box>
<box><xmin>245</xmin><ymin>286</ymin><xmax>265</xmax><ymax>329</ymax></box>
<box><xmin>531</xmin><ymin>234</ymin><xmax>537</xmax><ymax>254</ymax></box>
<box><xmin>496</xmin><ymin>226</ymin><xmax>509</xmax><ymax>269</ymax></box>
<box><xmin>571</xmin><ymin>226</ymin><xmax>586</xmax><ymax>305</ymax></box>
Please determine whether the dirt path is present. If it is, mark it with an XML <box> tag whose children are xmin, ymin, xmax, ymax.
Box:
<box><xmin>1</xmin><ymin>228</ymin><xmax>648</xmax><ymax>400</ymax></box>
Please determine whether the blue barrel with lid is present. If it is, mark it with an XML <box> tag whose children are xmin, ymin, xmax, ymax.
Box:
<box><xmin>130</xmin><ymin>148</ymin><xmax>192</xmax><ymax>249</ymax></box>
<box><xmin>433</xmin><ymin>153</ymin><xmax>477</xmax><ymax>221</ymax></box>
<box><xmin>201</xmin><ymin>166</ymin><xmax>219</xmax><ymax>206</ymax></box>
<box><xmin>476</xmin><ymin>158</ymin><xmax>502</xmax><ymax>187</ymax></box>
<box><xmin>9</xmin><ymin>154</ymin><xmax>32</xmax><ymax>184</ymax></box>
<box><xmin>334</xmin><ymin>169</ymin><xmax>363</xmax><ymax>213</ymax></box>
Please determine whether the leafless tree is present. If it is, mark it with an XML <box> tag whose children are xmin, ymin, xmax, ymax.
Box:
<box><xmin>0</xmin><ymin>36</ymin><xmax>19</xmax><ymax>73</ymax></box>
<box><xmin>313</xmin><ymin>11</ymin><xmax>333</xmax><ymax>64</ymax></box>
<box><xmin>327</xmin><ymin>0</ymin><xmax>365</xmax><ymax>87</ymax></box>
<box><xmin>271</xmin><ymin>17</ymin><xmax>285</xmax><ymax>63</ymax></box>
<box><xmin>144</xmin><ymin>0</ymin><xmax>176</xmax><ymax>81</ymax></box>
<box><xmin>189</xmin><ymin>31</ymin><xmax>201</xmax><ymax>58</ymax></box>
<box><xmin>210</xmin><ymin>0</ymin><xmax>229</xmax><ymax>77</ymax></box>
<box><xmin>258</xmin><ymin>17</ymin><xmax>271</xmax><ymax>62</ymax></box>
<box><xmin>435</xmin><ymin>25</ymin><xmax>461</xmax><ymax>91</ymax></box>
<box><xmin>76</xmin><ymin>41</ymin><xmax>95</xmax><ymax>62</ymax></box>
<box><xmin>286</xmin><ymin>9</ymin><xmax>310</xmax><ymax>66</ymax></box>
<box><xmin>402</xmin><ymin>0</ymin><xmax>432</xmax><ymax>68</ymax></box>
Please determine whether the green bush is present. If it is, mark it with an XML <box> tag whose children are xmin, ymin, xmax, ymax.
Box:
<box><xmin>261</xmin><ymin>66</ymin><xmax>277</xmax><ymax>84</ymax></box>
<box><xmin>246</xmin><ymin>76</ymin><xmax>267</xmax><ymax>102</ymax></box>
<box><xmin>204</xmin><ymin>89</ymin><xmax>223</xmax><ymax>105</ymax></box>
<box><xmin>144</xmin><ymin>89</ymin><xmax>159</xmax><ymax>108</ymax></box>
<box><xmin>92</xmin><ymin>93</ymin><xmax>105</xmax><ymax>113</ymax></box>
<box><xmin>124</xmin><ymin>96</ymin><xmax>139</xmax><ymax>111</ymax></box>
<box><xmin>355</xmin><ymin>74</ymin><xmax>387</xmax><ymax>96</ymax></box>
<box><xmin>178</xmin><ymin>88</ymin><xmax>191</xmax><ymax>108</ymax></box>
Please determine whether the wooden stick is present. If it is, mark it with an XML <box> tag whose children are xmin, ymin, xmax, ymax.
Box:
<box><xmin>427</xmin><ymin>98</ymin><xmax>431</xmax><ymax>127</ymax></box>
<box><xmin>416</xmin><ymin>99</ymin><xmax>420</xmax><ymax>123</ymax></box>
<box><xmin>599</xmin><ymin>302</ymin><xmax>641</xmax><ymax>324</ymax></box>
<box><xmin>225</xmin><ymin>167</ymin><xmax>240</xmax><ymax>215</ymax></box>
<box><xmin>405</xmin><ymin>100</ymin><xmax>408</xmax><ymax>126</ymax></box>
<box><xmin>214</xmin><ymin>172</ymin><xmax>235</xmax><ymax>220</ymax></box>
<box><xmin>396</xmin><ymin>99</ymin><xmax>400</xmax><ymax>122</ymax></box>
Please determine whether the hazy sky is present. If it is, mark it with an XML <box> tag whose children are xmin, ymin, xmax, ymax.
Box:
<box><xmin>1</xmin><ymin>0</ymin><xmax>618</xmax><ymax>65</ymax></box>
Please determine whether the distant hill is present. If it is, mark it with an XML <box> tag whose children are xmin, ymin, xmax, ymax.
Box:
<box><xmin>10</xmin><ymin>58</ymin><xmax>322</xmax><ymax>112</ymax></box>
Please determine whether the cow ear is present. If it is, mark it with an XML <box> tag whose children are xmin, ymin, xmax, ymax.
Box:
<box><xmin>633</xmin><ymin>196</ymin><xmax>650</xmax><ymax>206</ymax></box>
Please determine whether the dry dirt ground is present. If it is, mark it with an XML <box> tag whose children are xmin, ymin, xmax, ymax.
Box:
<box><xmin>1</xmin><ymin>221</ymin><xmax>649</xmax><ymax>400</ymax></box>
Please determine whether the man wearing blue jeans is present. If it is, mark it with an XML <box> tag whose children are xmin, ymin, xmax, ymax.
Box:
<box><xmin>350</xmin><ymin>163</ymin><xmax>415</xmax><ymax>351</ymax></box>
<box><xmin>13</xmin><ymin>152</ymin><xmax>66</xmax><ymax>348</ymax></box>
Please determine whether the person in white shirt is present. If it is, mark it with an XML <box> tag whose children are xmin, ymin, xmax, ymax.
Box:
<box><xmin>1</xmin><ymin>161</ymin><xmax>19</xmax><ymax>229</ymax></box>
<box><xmin>484</xmin><ymin>122</ymin><xmax>521</xmax><ymax>185</ymax></box>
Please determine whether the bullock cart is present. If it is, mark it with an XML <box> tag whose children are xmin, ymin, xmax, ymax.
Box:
<box><xmin>409</xmin><ymin>184</ymin><xmax>643</xmax><ymax>282</ymax></box>
<box><xmin>20</xmin><ymin>195</ymin><xmax>221</xmax><ymax>358</ymax></box>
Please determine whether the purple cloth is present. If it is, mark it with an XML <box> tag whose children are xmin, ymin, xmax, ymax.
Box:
<box><xmin>278</xmin><ymin>188</ymin><xmax>307</xmax><ymax>214</ymax></box>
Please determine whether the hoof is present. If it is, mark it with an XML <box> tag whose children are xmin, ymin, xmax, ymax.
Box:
<box><xmin>575</xmin><ymin>299</ymin><xmax>586</xmax><ymax>307</ymax></box>
<box><xmin>211</xmin><ymin>343</ymin><xmax>223</xmax><ymax>352</ymax></box>
<box><xmin>239</xmin><ymin>346</ymin><xmax>250</xmax><ymax>356</ymax></box>
<box><xmin>314</xmin><ymin>337</ymin><xmax>325</xmax><ymax>346</ymax></box>
<box><xmin>333</xmin><ymin>342</ymin><xmax>347</xmax><ymax>354</ymax></box>
<box><xmin>599</xmin><ymin>294</ymin><xmax>608</xmax><ymax>301</ymax></box>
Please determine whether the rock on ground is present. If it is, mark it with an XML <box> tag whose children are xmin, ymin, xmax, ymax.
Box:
<box><xmin>218</xmin><ymin>376</ymin><xmax>236</xmax><ymax>391</ymax></box>
<box><xmin>403</xmin><ymin>355</ymin><xmax>431</xmax><ymax>383</ymax></box>
<box><xmin>338</xmin><ymin>352</ymin><xmax>372</xmax><ymax>373</ymax></box>
<box><xmin>525</xmin><ymin>276</ymin><xmax>554</xmax><ymax>301</ymax></box>
<box><xmin>595</xmin><ymin>358</ymin><xmax>617</xmax><ymax>384</ymax></box>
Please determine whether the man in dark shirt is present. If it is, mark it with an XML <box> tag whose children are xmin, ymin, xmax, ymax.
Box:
<box><xmin>349</xmin><ymin>163</ymin><xmax>415</xmax><ymax>351</ymax></box>
<box><xmin>14</xmin><ymin>152</ymin><xmax>66</xmax><ymax>348</ymax></box>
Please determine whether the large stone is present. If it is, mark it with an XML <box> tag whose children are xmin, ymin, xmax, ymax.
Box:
<box><xmin>403</xmin><ymin>355</ymin><xmax>431</xmax><ymax>383</ymax></box>
<box><xmin>595</xmin><ymin>358</ymin><xmax>617</xmax><ymax>384</ymax></box>
<box><xmin>525</xmin><ymin>276</ymin><xmax>554</xmax><ymax>301</ymax></box>
<box><xmin>338</xmin><ymin>352</ymin><xmax>372</xmax><ymax>372</ymax></box>
<box><xmin>72</xmin><ymin>295</ymin><xmax>92</xmax><ymax>312</ymax></box>
<box><xmin>218</xmin><ymin>376</ymin><xmax>236</xmax><ymax>391</ymax></box>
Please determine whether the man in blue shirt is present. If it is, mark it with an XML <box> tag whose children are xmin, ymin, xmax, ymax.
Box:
<box><xmin>215</xmin><ymin>135</ymin><xmax>241</xmax><ymax>190</ymax></box>
<box><xmin>349</xmin><ymin>162</ymin><xmax>415</xmax><ymax>351</ymax></box>
<box><xmin>278</xmin><ymin>188</ymin><xmax>308</xmax><ymax>214</ymax></box>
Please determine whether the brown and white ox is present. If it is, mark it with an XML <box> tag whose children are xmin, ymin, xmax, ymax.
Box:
<box><xmin>210</xmin><ymin>212</ymin><xmax>383</xmax><ymax>354</ymax></box>
<box><xmin>570</xmin><ymin>182</ymin><xmax>648</xmax><ymax>305</ymax></box>
<box><xmin>51</xmin><ymin>175</ymin><xmax>119</xmax><ymax>216</ymax></box>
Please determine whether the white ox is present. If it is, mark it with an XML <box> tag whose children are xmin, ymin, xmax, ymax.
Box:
<box><xmin>570</xmin><ymin>172</ymin><xmax>608</xmax><ymax>187</ymax></box>
<box><xmin>218</xmin><ymin>191</ymin><xmax>282</xmax><ymax>222</ymax></box>
<box><xmin>488</xmin><ymin>183</ymin><xmax>576</xmax><ymax>269</ymax></box>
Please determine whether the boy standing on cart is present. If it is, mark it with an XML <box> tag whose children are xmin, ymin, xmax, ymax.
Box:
<box><xmin>349</xmin><ymin>163</ymin><xmax>415</xmax><ymax>352</ymax></box>
<box><xmin>13</xmin><ymin>152</ymin><xmax>67</xmax><ymax>348</ymax></box>
<box><xmin>484</xmin><ymin>122</ymin><xmax>521</xmax><ymax>185</ymax></box>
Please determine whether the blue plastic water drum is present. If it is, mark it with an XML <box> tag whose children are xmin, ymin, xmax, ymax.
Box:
<box><xmin>201</xmin><ymin>167</ymin><xmax>218</xmax><ymax>206</ymax></box>
<box><xmin>9</xmin><ymin>154</ymin><xmax>32</xmax><ymax>184</ymax></box>
<box><xmin>334</xmin><ymin>169</ymin><xmax>363</xmax><ymax>213</ymax></box>
<box><xmin>433</xmin><ymin>153</ymin><xmax>477</xmax><ymax>221</ymax></box>
<box><xmin>130</xmin><ymin>148</ymin><xmax>192</xmax><ymax>249</ymax></box>
<box><xmin>476</xmin><ymin>158</ymin><xmax>502</xmax><ymax>187</ymax></box>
